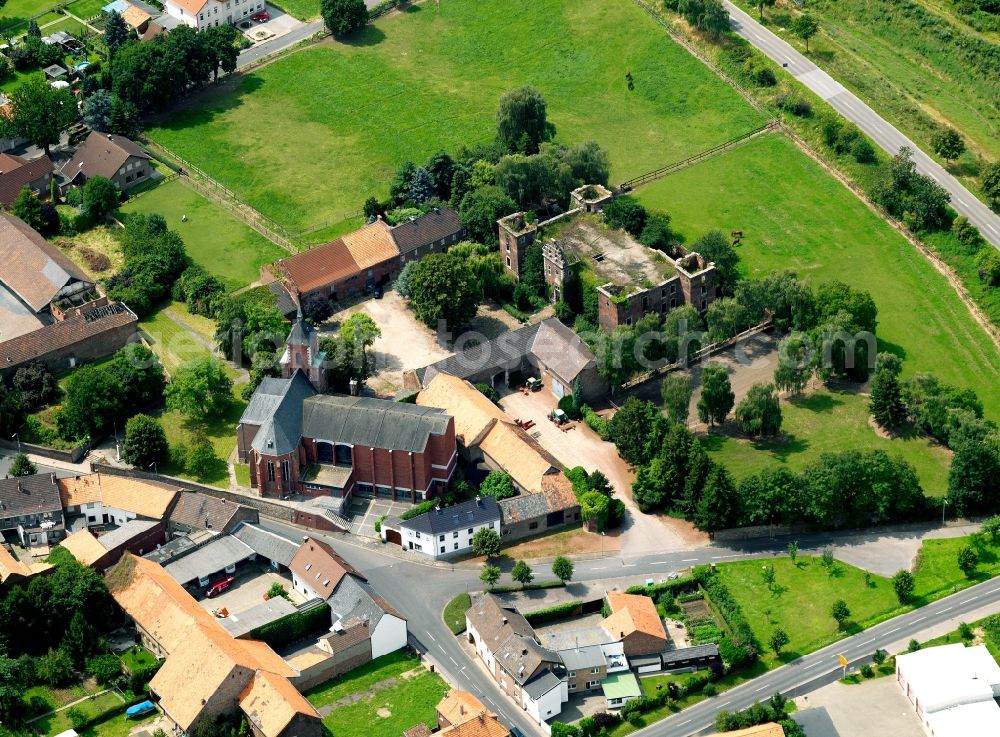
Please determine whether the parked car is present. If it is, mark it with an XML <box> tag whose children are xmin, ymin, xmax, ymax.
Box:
<box><xmin>374</xmin><ymin>285</ymin><xmax>383</xmax><ymax>299</ymax></box>
<box><xmin>126</xmin><ymin>701</ymin><xmax>157</xmax><ymax>719</ymax></box>
<box><xmin>252</xmin><ymin>10</ymin><xmax>270</xmax><ymax>21</ymax></box>
<box><xmin>206</xmin><ymin>575</ymin><xmax>236</xmax><ymax>597</ymax></box>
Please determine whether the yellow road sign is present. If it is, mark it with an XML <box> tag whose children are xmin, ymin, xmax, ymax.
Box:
<box><xmin>839</xmin><ymin>655</ymin><xmax>848</xmax><ymax>667</ymax></box>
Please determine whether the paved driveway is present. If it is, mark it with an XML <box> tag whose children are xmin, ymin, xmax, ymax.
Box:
<box><xmin>347</xmin><ymin>496</ymin><xmax>415</xmax><ymax>538</ymax></box>
<box><xmin>793</xmin><ymin>677</ymin><xmax>924</xmax><ymax>737</ymax></box>
<box><xmin>498</xmin><ymin>389</ymin><xmax>707</xmax><ymax>554</ymax></box>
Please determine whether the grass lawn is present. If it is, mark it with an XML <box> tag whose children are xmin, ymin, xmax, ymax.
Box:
<box><xmin>442</xmin><ymin>592</ymin><xmax>471</xmax><ymax>635</ymax></box>
<box><xmin>637</xmin><ymin>133</ymin><xmax>1000</xmax><ymax>421</ymax></box>
<box><xmin>0</xmin><ymin>0</ymin><xmax>56</xmax><ymax>31</ymax></box>
<box><xmin>119</xmin><ymin>179</ymin><xmax>287</xmax><ymax>291</ymax></box>
<box><xmin>321</xmin><ymin>664</ymin><xmax>447</xmax><ymax>737</ymax></box>
<box><xmin>703</xmin><ymin>389</ymin><xmax>953</xmax><ymax>496</ymax></box>
<box><xmin>40</xmin><ymin>15</ymin><xmax>86</xmax><ymax>35</ymax></box>
<box><xmin>157</xmin><ymin>392</ymin><xmax>244</xmax><ymax>487</ymax></box>
<box><xmin>30</xmin><ymin>691</ymin><xmax>124</xmax><ymax>736</ymax></box>
<box><xmin>716</xmin><ymin>537</ymin><xmax>1000</xmax><ymax>668</ymax></box>
<box><xmin>72</xmin><ymin>711</ymin><xmax>157</xmax><ymax>737</ymax></box>
<box><xmin>0</xmin><ymin>68</ymin><xmax>45</xmax><ymax>95</ymax></box>
<box><xmin>119</xmin><ymin>645</ymin><xmax>159</xmax><ymax>673</ymax></box>
<box><xmin>305</xmin><ymin>652</ymin><xmax>424</xmax><ymax>709</ymax></box>
<box><xmin>233</xmin><ymin>462</ymin><xmax>250</xmax><ymax>488</ymax></box>
<box><xmin>138</xmin><ymin>303</ymin><xmax>226</xmax><ymax>376</ymax></box>
<box><xmin>66</xmin><ymin>0</ymin><xmax>107</xmax><ymax>19</ymax></box>
<box><xmin>51</xmin><ymin>226</ymin><xmax>124</xmax><ymax>281</ymax></box>
<box><xmin>147</xmin><ymin>0</ymin><xmax>764</xmax><ymax>234</ymax></box>
<box><xmin>22</xmin><ymin>680</ymin><xmax>102</xmax><ymax>714</ymax></box>
<box><xmin>270</xmin><ymin>0</ymin><xmax>319</xmax><ymax>21</ymax></box>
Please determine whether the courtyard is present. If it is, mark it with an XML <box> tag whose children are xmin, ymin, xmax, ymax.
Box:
<box><xmin>194</xmin><ymin>567</ymin><xmax>306</xmax><ymax>615</ymax></box>
<box><xmin>792</xmin><ymin>677</ymin><xmax>924</xmax><ymax>737</ymax></box>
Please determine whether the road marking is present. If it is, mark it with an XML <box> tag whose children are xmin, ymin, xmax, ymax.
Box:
<box><xmin>449</xmin><ymin>656</ymin><xmax>459</xmax><ymax>666</ymax></box>
<box><xmin>677</xmin><ymin>720</ymin><xmax>691</xmax><ymax>726</ymax></box>
<box><xmin>912</xmin><ymin>617</ymin><xmax>926</xmax><ymax>623</ymax></box>
<box><xmin>649</xmin><ymin>561</ymin><xmax>668</xmax><ymax>565</ymax></box>
<box><xmin>622</xmin><ymin>564</ymin><xmax>637</xmax><ymax>568</ymax></box>
<box><xmin>682</xmin><ymin>558</ymin><xmax>699</xmax><ymax>562</ymax></box>
<box><xmin>427</xmin><ymin>633</ymin><xmax>436</xmax><ymax>642</ymax></box>
<box><xmin>591</xmin><ymin>566</ymin><xmax>607</xmax><ymax>570</ymax></box>
<box><xmin>940</xmin><ymin>606</ymin><xmax>953</xmax><ymax>613</ymax></box>
<box><xmin>885</xmin><ymin>627</ymin><xmax>900</xmax><ymax>635</ymax></box>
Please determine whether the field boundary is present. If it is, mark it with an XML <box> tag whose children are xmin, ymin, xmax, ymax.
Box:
<box><xmin>139</xmin><ymin>137</ymin><xmax>304</xmax><ymax>254</ymax></box>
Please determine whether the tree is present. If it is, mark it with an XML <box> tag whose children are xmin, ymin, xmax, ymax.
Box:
<box><xmin>679</xmin><ymin>0</ymin><xmax>730</xmax><ymax>38</ymax></box>
<box><xmin>81</xmin><ymin>176</ymin><xmax>120</xmax><ymax>221</ymax></box>
<box><xmin>9</xmin><ymin>454</ymin><xmax>36</xmax><ymax>477</ymax></box>
<box><xmin>773</xmin><ymin>333</ymin><xmax>812</xmax><ymax>395</ymax></box>
<box><xmin>0</xmin><ymin>78</ymin><xmax>76</xmax><ymax>155</ymax></box>
<box><xmin>735</xmin><ymin>382</ymin><xmax>782</xmax><ymax>437</ymax></box>
<box><xmin>958</xmin><ymin>544</ymin><xmax>980</xmax><ymax>578</ymax></box>
<box><xmin>982</xmin><ymin>515</ymin><xmax>1000</xmax><ymax>542</ymax></box>
<box><xmin>63</xmin><ymin>610</ymin><xmax>98</xmax><ymax>665</ymax></box>
<box><xmin>11</xmin><ymin>187</ymin><xmax>43</xmax><ymax>231</ymax></box>
<box><xmin>948</xmin><ymin>439</ymin><xmax>1000</xmax><ymax>515</ymax></box>
<box><xmin>165</xmin><ymin>357</ymin><xmax>233</xmax><ymax>420</ymax></box>
<box><xmin>769</xmin><ymin>628</ymin><xmax>789</xmax><ymax>656</ymax></box>
<box><xmin>459</xmin><ymin>185</ymin><xmax>517</xmax><ymax>245</ymax></box>
<box><xmin>694</xmin><ymin>464</ymin><xmax>737</xmax><ymax>532</ymax></box>
<box><xmin>697</xmin><ymin>362</ymin><xmax>735</xmax><ymax>426</ymax></box>
<box><xmin>787</xmin><ymin>541</ymin><xmax>798</xmax><ymax>563</ymax></box>
<box><xmin>496</xmin><ymin>86</ymin><xmax>550</xmax><ymax>154</ymax></box>
<box><xmin>521</xmin><ymin>242</ymin><xmax>546</xmax><ymax>298</ymax></box>
<box><xmin>821</xmin><ymin>547</ymin><xmax>835</xmax><ymax>570</ymax></box>
<box><xmin>183</xmin><ymin>432</ymin><xmax>218</xmax><ymax>479</ymax></box>
<box><xmin>661</xmin><ymin>374</ymin><xmax>693</xmax><ymax>426</ymax></box>
<box><xmin>870</xmin><ymin>352</ymin><xmax>906</xmax><ymax>429</ymax></box>
<box><xmin>408</xmin><ymin>166</ymin><xmax>436</xmax><ymax>205</ymax></box>
<box><xmin>86</xmin><ymin>654</ymin><xmax>121</xmax><ymax>686</ymax></box>
<box><xmin>203</xmin><ymin>25</ymin><xmax>239</xmax><ymax>82</ymax></box>
<box><xmin>511</xmin><ymin>560</ymin><xmax>534</xmax><ymax>587</ymax></box>
<box><xmin>609</xmin><ymin>397</ymin><xmax>660</xmax><ymax>466</ymax></box>
<box><xmin>830</xmin><ymin>599</ymin><xmax>850</xmax><ymax>629</ymax></box>
<box><xmin>479</xmin><ymin>471</ymin><xmax>516</xmax><ymax>500</ymax></box>
<box><xmin>109</xmin><ymin>96</ymin><xmax>139</xmax><ymax>138</ymax></box>
<box><xmin>761</xmin><ymin>563</ymin><xmax>776</xmax><ymax>590</ymax></box>
<box><xmin>121</xmin><ymin>414</ymin><xmax>167</xmax><ymax>468</ymax></box>
<box><xmin>983</xmin><ymin>161</ymin><xmax>1000</xmax><ymax>206</ymax></box>
<box><xmin>394</xmin><ymin>259</ymin><xmax>418</xmax><ymax>299</ymax></box>
<box><xmin>12</xmin><ymin>361</ymin><xmax>57</xmax><ymax>411</ymax></box>
<box><xmin>692</xmin><ymin>230</ymin><xmax>740</xmax><ymax>293</ymax></box>
<box><xmin>57</xmin><ymin>363</ymin><xmax>125</xmax><ymax>440</ymax></box>
<box><xmin>931</xmin><ymin>126</ymin><xmax>965</xmax><ymax>164</ymax></box>
<box><xmin>407</xmin><ymin>253</ymin><xmax>479</xmax><ymax>331</ymax></box>
<box><xmin>756</xmin><ymin>0</ymin><xmax>775</xmax><ymax>20</ymax></box>
<box><xmin>471</xmin><ymin>528</ymin><xmax>501</xmax><ymax>559</ymax></box>
<box><xmin>480</xmin><ymin>563</ymin><xmax>501</xmax><ymax>588</ymax></box>
<box><xmin>552</xmin><ymin>556</ymin><xmax>574</xmax><ymax>583</ymax></box>
<box><xmin>791</xmin><ymin>13</ymin><xmax>819</xmax><ymax>52</ymax></box>
<box><xmin>103</xmin><ymin>10</ymin><xmax>129</xmax><ymax>55</ymax></box>
<box><xmin>603</xmin><ymin>196</ymin><xmax>647</xmax><ymax>237</ymax></box>
<box><xmin>321</xmin><ymin>0</ymin><xmax>368</xmax><ymax>36</ymax></box>
<box><xmin>36</xmin><ymin>649</ymin><xmax>75</xmax><ymax>687</ymax></box>
<box><xmin>426</xmin><ymin>150</ymin><xmax>456</xmax><ymax>200</ymax></box>
<box><xmin>872</xmin><ymin>648</ymin><xmax>887</xmax><ymax>666</ymax></box>
<box><xmin>81</xmin><ymin>89</ymin><xmax>114</xmax><ymax>133</ymax></box>
<box><xmin>892</xmin><ymin>569</ymin><xmax>915</xmax><ymax>603</ymax></box>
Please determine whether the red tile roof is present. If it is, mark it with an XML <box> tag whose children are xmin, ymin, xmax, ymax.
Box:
<box><xmin>0</xmin><ymin>153</ymin><xmax>54</xmax><ymax>207</ymax></box>
<box><xmin>278</xmin><ymin>238</ymin><xmax>361</xmax><ymax>295</ymax></box>
<box><xmin>289</xmin><ymin>537</ymin><xmax>363</xmax><ymax>599</ymax></box>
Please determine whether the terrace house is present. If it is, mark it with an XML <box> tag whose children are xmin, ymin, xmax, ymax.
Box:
<box><xmin>0</xmin><ymin>473</ymin><xmax>65</xmax><ymax>548</ymax></box>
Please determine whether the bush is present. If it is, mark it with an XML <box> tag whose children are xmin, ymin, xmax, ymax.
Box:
<box><xmin>860</xmin><ymin>663</ymin><xmax>875</xmax><ymax>678</ymax></box>
<box><xmin>86</xmin><ymin>654</ymin><xmax>122</xmax><ymax>686</ymax></box>
<box><xmin>474</xmin><ymin>383</ymin><xmax>500</xmax><ymax>404</ymax></box>
<box><xmin>401</xmin><ymin>499</ymin><xmax>437</xmax><ymax>520</ymax></box>
<box><xmin>743</xmin><ymin>57</ymin><xmax>776</xmax><ymax>86</ymax></box>
<box><xmin>524</xmin><ymin>600</ymin><xmax>584</xmax><ymax>625</ymax></box>
<box><xmin>251</xmin><ymin>603</ymin><xmax>331</xmax><ymax>648</ymax></box>
<box><xmin>37</xmin><ymin>648</ymin><xmax>75</xmax><ymax>687</ymax></box>
<box><xmin>703</xmin><ymin>577</ymin><xmax>759</xmax><ymax>669</ymax></box>
<box><xmin>775</xmin><ymin>91</ymin><xmax>811</xmax><ymax>116</ymax></box>
<box><xmin>581</xmin><ymin>405</ymin><xmax>611</xmax><ymax>440</ymax></box>
<box><xmin>557</xmin><ymin>395</ymin><xmax>581</xmax><ymax>420</ymax></box>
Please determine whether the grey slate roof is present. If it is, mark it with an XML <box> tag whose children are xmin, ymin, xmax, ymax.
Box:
<box><xmin>495</xmin><ymin>633</ymin><xmax>562</xmax><ymax>685</ymax></box>
<box><xmin>242</xmin><ymin>372</ymin><xmax>317</xmax><ymax>457</ymax></box>
<box><xmin>540</xmin><ymin>627</ymin><xmax>616</xmax><ymax>651</ymax></box>
<box><xmin>267</xmin><ymin>281</ymin><xmax>298</xmax><ymax>319</ymax></box>
<box><xmin>559</xmin><ymin>644</ymin><xmax>607</xmax><ymax>672</ymax></box>
<box><xmin>399</xmin><ymin>497</ymin><xmax>500</xmax><ymax>536</ymax></box>
<box><xmin>327</xmin><ymin>573</ymin><xmax>400</xmax><ymax>630</ymax></box>
<box><xmin>232</xmin><ymin>523</ymin><xmax>298</xmax><ymax>567</ymax></box>
<box><xmin>218</xmin><ymin>596</ymin><xmax>297</xmax><ymax>637</ymax></box>
<box><xmin>465</xmin><ymin>594</ymin><xmax>535</xmax><ymax>654</ymax></box>
<box><xmin>97</xmin><ymin>519</ymin><xmax>158</xmax><ymax>551</ymax></box>
<box><xmin>499</xmin><ymin>487</ymin><xmax>576</xmax><ymax>525</ymax></box>
<box><xmin>522</xmin><ymin>669</ymin><xmax>564</xmax><ymax>699</ymax></box>
<box><xmin>389</xmin><ymin>207</ymin><xmax>462</xmax><ymax>254</ymax></box>
<box><xmin>0</xmin><ymin>473</ymin><xmax>61</xmax><ymax>518</ymax></box>
<box><xmin>417</xmin><ymin>318</ymin><xmax>596</xmax><ymax>387</ymax></box>
<box><xmin>168</xmin><ymin>492</ymin><xmax>256</xmax><ymax>533</ymax></box>
<box><xmin>300</xmin><ymin>394</ymin><xmax>452</xmax><ymax>454</ymax></box>
<box><xmin>163</xmin><ymin>534</ymin><xmax>255</xmax><ymax>585</ymax></box>
<box><xmin>142</xmin><ymin>529</ymin><xmax>218</xmax><ymax>565</ymax></box>
<box><xmin>661</xmin><ymin>643</ymin><xmax>720</xmax><ymax>664</ymax></box>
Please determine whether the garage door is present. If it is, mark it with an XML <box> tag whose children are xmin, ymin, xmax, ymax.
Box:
<box><xmin>386</xmin><ymin>529</ymin><xmax>401</xmax><ymax>545</ymax></box>
<box><xmin>551</xmin><ymin>378</ymin><xmax>565</xmax><ymax>398</ymax></box>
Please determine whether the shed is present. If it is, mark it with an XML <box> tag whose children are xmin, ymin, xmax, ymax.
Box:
<box><xmin>601</xmin><ymin>672</ymin><xmax>641</xmax><ymax>709</ymax></box>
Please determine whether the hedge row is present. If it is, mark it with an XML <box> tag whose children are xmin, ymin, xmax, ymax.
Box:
<box><xmin>524</xmin><ymin>600</ymin><xmax>584</xmax><ymax>625</ymax></box>
<box><xmin>250</xmin><ymin>603</ymin><xmax>331</xmax><ymax>649</ymax></box>
<box><xmin>490</xmin><ymin>580</ymin><xmax>564</xmax><ymax>594</ymax></box>
<box><xmin>624</xmin><ymin>575</ymin><xmax>699</xmax><ymax>599</ymax></box>
<box><xmin>401</xmin><ymin>500</ymin><xmax>437</xmax><ymax>520</ymax></box>
<box><xmin>702</xmin><ymin>576</ymin><xmax>759</xmax><ymax>669</ymax></box>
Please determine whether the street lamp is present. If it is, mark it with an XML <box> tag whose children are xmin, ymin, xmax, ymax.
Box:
<box><xmin>149</xmin><ymin>461</ymin><xmax>158</xmax><ymax>476</ymax></box>
<box><xmin>11</xmin><ymin>433</ymin><xmax>19</xmax><ymax>454</ymax></box>
<box><xmin>114</xmin><ymin>422</ymin><xmax>120</xmax><ymax>461</ymax></box>
<box><xmin>601</xmin><ymin>531</ymin><xmax>605</xmax><ymax>557</ymax></box>
<box><xmin>942</xmin><ymin>498</ymin><xmax>949</xmax><ymax>527</ymax></box>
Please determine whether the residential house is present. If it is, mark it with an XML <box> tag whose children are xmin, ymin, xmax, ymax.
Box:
<box><xmin>896</xmin><ymin>643</ymin><xmax>1000</xmax><ymax>737</ymax></box>
<box><xmin>427</xmin><ymin>691</ymin><xmax>511</xmax><ymax>737</ymax></box>
<box><xmin>416</xmin><ymin>318</ymin><xmax>606</xmax><ymax>403</ymax></box>
<box><xmin>58</xmin><ymin>472</ymin><xmax>181</xmax><ymax>527</ymax></box>
<box><xmin>465</xmin><ymin>594</ymin><xmax>567</xmax><ymax>724</ymax></box>
<box><xmin>242</xmin><ymin>384</ymin><xmax>457</xmax><ymax>504</ymax></box>
<box><xmin>60</xmin><ymin>132</ymin><xmax>153</xmax><ymax>191</ymax></box>
<box><xmin>0</xmin><ymin>473</ymin><xmax>65</xmax><ymax>548</ymax></box>
<box><xmin>498</xmin><ymin>475</ymin><xmax>580</xmax><ymax>542</ymax></box>
<box><xmin>271</xmin><ymin>207</ymin><xmax>464</xmax><ymax>304</ymax></box>
<box><xmin>602</xmin><ymin>592</ymin><xmax>668</xmax><ymax>658</ymax></box>
<box><xmin>164</xmin><ymin>0</ymin><xmax>266</xmax><ymax>30</ymax></box>
<box><xmin>0</xmin><ymin>212</ymin><xmax>101</xmax><ymax>346</ymax></box>
<box><xmin>108</xmin><ymin>554</ymin><xmax>322</xmax><ymax>737</ymax></box>
<box><xmin>167</xmin><ymin>491</ymin><xmax>259</xmax><ymax>537</ymax></box>
<box><xmin>560</xmin><ymin>644</ymin><xmax>608</xmax><ymax>695</ymax></box>
<box><xmin>393</xmin><ymin>496</ymin><xmax>501</xmax><ymax>560</ymax></box>
<box><xmin>232</xmin><ymin>523</ymin><xmax>299</xmax><ymax>572</ymax></box>
<box><xmin>0</xmin><ymin>544</ymin><xmax>53</xmax><ymax>591</ymax></box>
<box><xmin>0</xmin><ymin>153</ymin><xmax>54</xmax><ymax>208</ymax></box>
<box><xmin>60</xmin><ymin>520</ymin><xmax>163</xmax><ymax>570</ymax></box>
<box><xmin>538</xmin><ymin>627</ymin><xmax>627</xmax><ymax>677</ymax></box>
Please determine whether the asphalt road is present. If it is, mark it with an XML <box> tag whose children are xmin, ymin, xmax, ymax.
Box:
<box><xmin>723</xmin><ymin>0</ymin><xmax>1000</xmax><ymax>251</ymax></box>
<box><xmin>257</xmin><ymin>517</ymin><xmax>999</xmax><ymax>737</ymax></box>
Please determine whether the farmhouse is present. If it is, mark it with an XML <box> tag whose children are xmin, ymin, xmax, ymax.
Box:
<box><xmin>601</xmin><ymin>592</ymin><xmax>668</xmax><ymax>658</ymax></box>
<box><xmin>896</xmin><ymin>643</ymin><xmax>1000</xmax><ymax>737</ymax></box>
<box><xmin>272</xmin><ymin>207</ymin><xmax>464</xmax><ymax>304</ymax></box>
<box><xmin>58</xmin><ymin>472</ymin><xmax>181</xmax><ymax>527</ymax></box>
<box><xmin>0</xmin><ymin>152</ymin><xmax>54</xmax><ymax>208</ymax></box>
<box><xmin>232</xmin><ymin>523</ymin><xmax>299</xmax><ymax>572</ymax></box>
<box><xmin>465</xmin><ymin>594</ymin><xmax>568</xmax><ymax>724</ymax></box>
<box><xmin>163</xmin><ymin>0</ymin><xmax>266</xmax><ymax>29</ymax></box>
<box><xmin>240</xmin><ymin>379</ymin><xmax>458</xmax><ymax>503</ymax></box>
<box><xmin>60</xmin><ymin>132</ymin><xmax>153</xmax><ymax>192</ymax></box>
<box><xmin>417</xmin><ymin>318</ymin><xmax>606</xmax><ymax>403</ymax></box>
<box><xmin>60</xmin><ymin>520</ymin><xmax>163</xmax><ymax>570</ymax></box>
<box><xmin>499</xmin><ymin>208</ymin><xmax>719</xmax><ymax>333</ymax></box>
<box><xmin>0</xmin><ymin>473</ymin><xmax>65</xmax><ymax>548</ymax></box>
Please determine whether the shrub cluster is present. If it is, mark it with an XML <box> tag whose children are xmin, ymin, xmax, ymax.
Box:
<box><xmin>523</xmin><ymin>600</ymin><xmax>584</xmax><ymax>625</ymax></box>
<box><xmin>703</xmin><ymin>576</ymin><xmax>759</xmax><ymax>669</ymax></box>
<box><xmin>250</xmin><ymin>604</ymin><xmax>332</xmax><ymax>649</ymax></box>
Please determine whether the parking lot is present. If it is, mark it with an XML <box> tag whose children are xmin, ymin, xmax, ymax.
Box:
<box><xmin>793</xmin><ymin>678</ymin><xmax>924</xmax><ymax>737</ymax></box>
<box><xmin>195</xmin><ymin>567</ymin><xmax>305</xmax><ymax>614</ymax></box>
<box><xmin>348</xmin><ymin>496</ymin><xmax>415</xmax><ymax>538</ymax></box>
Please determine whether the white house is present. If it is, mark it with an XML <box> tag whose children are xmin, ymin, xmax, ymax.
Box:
<box><xmin>58</xmin><ymin>473</ymin><xmax>180</xmax><ymax>527</ymax></box>
<box><xmin>163</xmin><ymin>0</ymin><xmax>265</xmax><ymax>29</ymax></box>
<box><xmin>896</xmin><ymin>643</ymin><xmax>1000</xmax><ymax>737</ymax></box>
<box><xmin>394</xmin><ymin>496</ymin><xmax>501</xmax><ymax>559</ymax></box>
<box><xmin>290</xmin><ymin>537</ymin><xmax>407</xmax><ymax>660</ymax></box>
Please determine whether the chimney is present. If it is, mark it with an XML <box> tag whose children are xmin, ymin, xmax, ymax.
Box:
<box><xmin>459</xmin><ymin>705</ymin><xmax>465</xmax><ymax>717</ymax></box>
<box><xmin>521</xmin><ymin>648</ymin><xmax>527</xmax><ymax>656</ymax></box>
<box><xmin>435</xmin><ymin>505</ymin><xmax>442</xmax><ymax>514</ymax></box>
<box><xmin>107</xmin><ymin>133</ymin><xmax>112</xmax><ymax>140</ymax></box>
<box><xmin>475</xmin><ymin>495</ymin><xmax>481</xmax><ymax>505</ymax></box>
<box><xmin>50</xmin><ymin>473</ymin><xmax>55</xmax><ymax>483</ymax></box>
<box><xmin>16</xmin><ymin>481</ymin><xmax>22</xmax><ymax>493</ymax></box>
<box><xmin>502</xmin><ymin>617</ymin><xmax>508</xmax><ymax>625</ymax></box>
<box><xmin>620</xmin><ymin>631</ymin><xmax>624</xmax><ymax>639</ymax></box>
